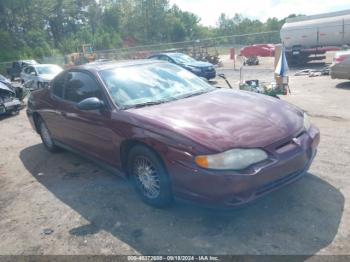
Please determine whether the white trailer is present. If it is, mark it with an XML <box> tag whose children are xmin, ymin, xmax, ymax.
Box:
<box><xmin>280</xmin><ymin>10</ymin><xmax>350</xmax><ymax>64</ymax></box>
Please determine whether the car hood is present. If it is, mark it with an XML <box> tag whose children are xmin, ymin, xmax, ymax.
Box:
<box><xmin>127</xmin><ymin>89</ymin><xmax>304</xmax><ymax>152</ymax></box>
<box><xmin>0</xmin><ymin>82</ymin><xmax>15</xmax><ymax>94</ymax></box>
<box><xmin>182</xmin><ymin>61</ymin><xmax>213</xmax><ymax>68</ymax></box>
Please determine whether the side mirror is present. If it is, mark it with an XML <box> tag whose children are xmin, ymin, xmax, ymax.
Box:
<box><xmin>77</xmin><ymin>97</ymin><xmax>104</xmax><ymax>110</ymax></box>
<box><xmin>30</xmin><ymin>71</ymin><xmax>36</xmax><ymax>76</ymax></box>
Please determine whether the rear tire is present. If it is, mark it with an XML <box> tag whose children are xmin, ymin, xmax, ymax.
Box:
<box><xmin>127</xmin><ymin>145</ymin><xmax>173</xmax><ymax>208</ymax></box>
<box><xmin>38</xmin><ymin>117</ymin><xmax>59</xmax><ymax>152</ymax></box>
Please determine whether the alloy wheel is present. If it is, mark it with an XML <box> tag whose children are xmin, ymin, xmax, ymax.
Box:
<box><xmin>133</xmin><ymin>156</ymin><xmax>161</xmax><ymax>199</ymax></box>
<box><xmin>40</xmin><ymin>121</ymin><xmax>53</xmax><ymax>148</ymax></box>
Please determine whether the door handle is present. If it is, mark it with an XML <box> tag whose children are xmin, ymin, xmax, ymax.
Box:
<box><xmin>61</xmin><ymin>111</ymin><xmax>67</xmax><ymax>117</ymax></box>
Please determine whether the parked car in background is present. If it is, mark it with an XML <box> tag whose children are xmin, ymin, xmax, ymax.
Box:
<box><xmin>27</xmin><ymin>60</ymin><xmax>319</xmax><ymax>208</ymax></box>
<box><xmin>0</xmin><ymin>82</ymin><xmax>21</xmax><ymax>116</ymax></box>
<box><xmin>148</xmin><ymin>52</ymin><xmax>216</xmax><ymax>80</ymax></box>
<box><xmin>6</xmin><ymin>60</ymin><xmax>38</xmax><ymax>81</ymax></box>
<box><xmin>330</xmin><ymin>50</ymin><xmax>350</xmax><ymax>80</ymax></box>
<box><xmin>20</xmin><ymin>64</ymin><xmax>63</xmax><ymax>89</ymax></box>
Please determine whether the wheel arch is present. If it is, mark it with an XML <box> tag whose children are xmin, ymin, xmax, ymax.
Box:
<box><xmin>32</xmin><ymin>112</ymin><xmax>42</xmax><ymax>134</ymax></box>
<box><xmin>119</xmin><ymin>139</ymin><xmax>168</xmax><ymax>177</ymax></box>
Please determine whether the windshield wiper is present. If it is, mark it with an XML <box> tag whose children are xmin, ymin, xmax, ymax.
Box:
<box><xmin>127</xmin><ymin>99</ymin><xmax>172</xmax><ymax>109</ymax></box>
<box><xmin>179</xmin><ymin>89</ymin><xmax>213</xmax><ymax>99</ymax></box>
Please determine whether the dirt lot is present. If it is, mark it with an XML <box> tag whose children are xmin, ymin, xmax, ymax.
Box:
<box><xmin>0</xmin><ymin>57</ymin><xmax>350</xmax><ymax>256</ymax></box>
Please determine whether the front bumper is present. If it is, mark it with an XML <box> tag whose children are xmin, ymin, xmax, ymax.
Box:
<box><xmin>165</xmin><ymin>125</ymin><xmax>320</xmax><ymax>208</ymax></box>
<box><xmin>197</xmin><ymin>70</ymin><xmax>216</xmax><ymax>80</ymax></box>
<box><xmin>0</xmin><ymin>99</ymin><xmax>21</xmax><ymax>115</ymax></box>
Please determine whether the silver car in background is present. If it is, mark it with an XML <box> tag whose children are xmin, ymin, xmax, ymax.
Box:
<box><xmin>20</xmin><ymin>64</ymin><xmax>63</xmax><ymax>89</ymax></box>
<box><xmin>330</xmin><ymin>51</ymin><xmax>350</xmax><ymax>80</ymax></box>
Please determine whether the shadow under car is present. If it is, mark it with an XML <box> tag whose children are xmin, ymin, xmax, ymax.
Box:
<box><xmin>20</xmin><ymin>143</ymin><xmax>344</xmax><ymax>255</ymax></box>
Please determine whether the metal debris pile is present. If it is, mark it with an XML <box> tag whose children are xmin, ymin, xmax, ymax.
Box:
<box><xmin>294</xmin><ymin>66</ymin><xmax>330</xmax><ymax>77</ymax></box>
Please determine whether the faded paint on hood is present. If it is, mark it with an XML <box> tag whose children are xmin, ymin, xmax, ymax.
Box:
<box><xmin>127</xmin><ymin>89</ymin><xmax>304</xmax><ymax>152</ymax></box>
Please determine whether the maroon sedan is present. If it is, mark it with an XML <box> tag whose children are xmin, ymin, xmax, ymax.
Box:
<box><xmin>26</xmin><ymin>60</ymin><xmax>320</xmax><ymax>208</ymax></box>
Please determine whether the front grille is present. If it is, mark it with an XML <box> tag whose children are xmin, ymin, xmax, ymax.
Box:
<box><xmin>274</xmin><ymin>130</ymin><xmax>305</xmax><ymax>154</ymax></box>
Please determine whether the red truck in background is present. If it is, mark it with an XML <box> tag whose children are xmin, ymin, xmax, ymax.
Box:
<box><xmin>240</xmin><ymin>44</ymin><xmax>275</xmax><ymax>57</ymax></box>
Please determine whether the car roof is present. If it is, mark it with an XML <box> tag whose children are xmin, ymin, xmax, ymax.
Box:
<box><xmin>152</xmin><ymin>52</ymin><xmax>183</xmax><ymax>57</ymax></box>
<box><xmin>33</xmin><ymin>64</ymin><xmax>61</xmax><ymax>68</ymax></box>
<box><xmin>74</xmin><ymin>59</ymin><xmax>167</xmax><ymax>72</ymax></box>
<box><xmin>20</xmin><ymin>60</ymin><xmax>38</xmax><ymax>64</ymax></box>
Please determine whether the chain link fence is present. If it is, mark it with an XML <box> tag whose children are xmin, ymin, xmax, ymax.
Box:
<box><xmin>0</xmin><ymin>31</ymin><xmax>280</xmax><ymax>75</ymax></box>
<box><xmin>93</xmin><ymin>31</ymin><xmax>280</xmax><ymax>60</ymax></box>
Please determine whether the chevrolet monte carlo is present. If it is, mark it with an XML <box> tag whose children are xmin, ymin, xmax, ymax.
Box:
<box><xmin>27</xmin><ymin>60</ymin><xmax>320</xmax><ymax>208</ymax></box>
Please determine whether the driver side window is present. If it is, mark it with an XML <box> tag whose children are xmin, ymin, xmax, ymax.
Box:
<box><xmin>64</xmin><ymin>71</ymin><xmax>103</xmax><ymax>103</ymax></box>
<box><xmin>52</xmin><ymin>73</ymin><xmax>66</xmax><ymax>98</ymax></box>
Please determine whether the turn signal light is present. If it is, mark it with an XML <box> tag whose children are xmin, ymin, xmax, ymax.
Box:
<box><xmin>195</xmin><ymin>156</ymin><xmax>208</xmax><ymax>168</ymax></box>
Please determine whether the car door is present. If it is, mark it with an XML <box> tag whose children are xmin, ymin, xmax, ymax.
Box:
<box><xmin>45</xmin><ymin>72</ymin><xmax>70</xmax><ymax>142</ymax></box>
<box><xmin>21</xmin><ymin>67</ymin><xmax>30</xmax><ymax>83</ymax></box>
<box><xmin>13</xmin><ymin>62</ymin><xmax>21</xmax><ymax>77</ymax></box>
<box><xmin>20</xmin><ymin>67</ymin><xmax>26</xmax><ymax>82</ymax></box>
<box><xmin>26</xmin><ymin>66</ymin><xmax>37</xmax><ymax>83</ymax></box>
<box><xmin>59</xmin><ymin>70</ymin><xmax>116</xmax><ymax>164</ymax></box>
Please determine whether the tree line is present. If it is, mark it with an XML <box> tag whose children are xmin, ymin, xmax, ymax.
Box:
<box><xmin>0</xmin><ymin>0</ymin><xmax>300</xmax><ymax>62</ymax></box>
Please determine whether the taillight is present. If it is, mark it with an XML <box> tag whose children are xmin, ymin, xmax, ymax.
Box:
<box><xmin>335</xmin><ymin>55</ymin><xmax>348</xmax><ymax>63</ymax></box>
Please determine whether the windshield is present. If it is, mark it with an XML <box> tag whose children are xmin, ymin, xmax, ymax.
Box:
<box><xmin>100</xmin><ymin>63</ymin><xmax>215</xmax><ymax>109</ymax></box>
<box><xmin>36</xmin><ymin>65</ymin><xmax>62</xmax><ymax>75</ymax></box>
<box><xmin>169</xmin><ymin>53</ymin><xmax>196</xmax><ymax>64</ymax></box>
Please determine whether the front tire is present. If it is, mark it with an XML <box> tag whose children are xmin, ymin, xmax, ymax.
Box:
<box><xmin>38</xmin><ymin>118</ymin><xmax>59</xmax><ymax>152</ymax></box>
<box><xmin>127</xmin><ymin>145</ymin><xmax>173</xmax><ymax>208</ymax></box>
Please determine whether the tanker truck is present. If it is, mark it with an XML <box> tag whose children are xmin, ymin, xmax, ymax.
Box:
<box><xmin>280</xmin><ymin>9</ymin><xmax>350</xmax><ymax>65</ymax></box>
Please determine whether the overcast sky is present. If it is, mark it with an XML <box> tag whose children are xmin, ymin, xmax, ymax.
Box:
<box><xmin>170</xmin><ymin>0</ymin><xmax>350</xmax><ymax>26</ymax></box>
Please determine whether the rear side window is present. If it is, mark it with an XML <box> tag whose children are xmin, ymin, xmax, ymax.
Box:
<box><xmin>64</xmin><ymin>71</ymin><xmax>102</xmax><ymax>103</ymax></box>
<box><xmin>27</xmin><ymin>67</ymin><xmax>35</xmax><ymax>75</ymax></box>
<box><xmin>52</xmin><ymin>73</ymin><xmax>66</xmax><ymax>98</ymax></box>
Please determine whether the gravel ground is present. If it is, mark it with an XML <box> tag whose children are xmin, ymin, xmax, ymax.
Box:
<box><xmin>0</xmin><ymin>57</ymin><xmax>349</xmax><ymax>256</ymax></box>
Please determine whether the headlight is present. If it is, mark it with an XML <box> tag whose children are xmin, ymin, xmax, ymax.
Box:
<box><xmin>195</xmin><ymin>148</ymin><xmax>268</xmax><ymax>170</ymax></box>
<box><xmin>187</xmin><ymin>66</ymin><xmax>201</xmax><ymax>73</ymax></box>
<box><xmin>303</xmin><ymin>112</ymin><xmax>311</xmax><ymax>130</ymax></box>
